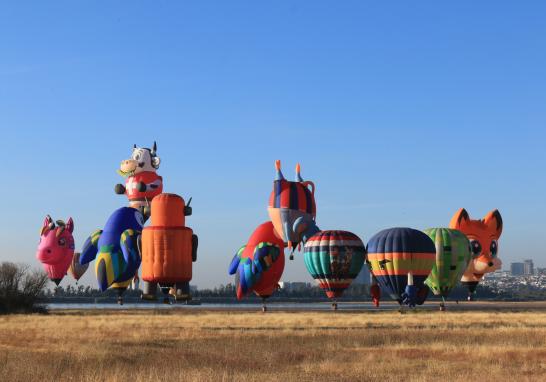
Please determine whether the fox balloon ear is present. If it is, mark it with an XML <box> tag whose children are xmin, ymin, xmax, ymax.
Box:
<box><xmin>483</xmin><ymin>209</ymin><xmax>503</xmax><ymax>237</ymax></box>
<box><xmin>449</xmin><ymin>208</ymin><xmax>470</xmax><ymax>230</ymax></box>
<box><xmin>66</xmin><ymin>217</ymin><xmax>74</xmax><ymax>233</ymax></box>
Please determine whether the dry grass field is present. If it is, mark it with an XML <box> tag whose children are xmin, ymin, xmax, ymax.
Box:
<box><xmin>1</xmin><ymin>308</ymin><xmax>545</xmax><ymax>382</ymax></box>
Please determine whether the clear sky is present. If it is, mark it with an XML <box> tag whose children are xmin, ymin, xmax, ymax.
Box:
<box><xmin>1</xmin><ymin>2</ymin><xmax>545</xmax><ymax>288</ymax></box>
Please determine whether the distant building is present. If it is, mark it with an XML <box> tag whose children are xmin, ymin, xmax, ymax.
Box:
<box><xmin>510</xmin><ymin>262</ymin><xmax>525</xmax><ymax>276</ymax></box>
<box><xmin>278</xmin><ymin>282</ymin><xmax>311</xmax><ymax>292</ymax></box>
<box><xmin>523</xmin><ymin>259</ymin><xmax>534</xmax><ymax>275</ymax></box>
<box><xmin>353</xmin><ymin>266</ymin><xmax>372</xmax><ymax>285</ymax></box>
<box><xmin>486</xmin><ymin>270</ymin><xmax>510</xmax><ymax>279</ymax></box>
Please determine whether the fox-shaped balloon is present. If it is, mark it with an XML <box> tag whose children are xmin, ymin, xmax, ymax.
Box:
<box><xmin>449</xmin><ymin>208</ymin><xmax>503</xmax><ymax>300</ymax></box>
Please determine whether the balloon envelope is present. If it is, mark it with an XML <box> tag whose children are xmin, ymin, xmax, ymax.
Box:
<box><xmin>267</xmin><ymin>161</ymin><xmax>317</xmax><ymax>250</ymax></box>
<box><xmin>423</xmin><ymin>228</ymin><xmax>471</xmax><ymax>298</ymax></box>
<box><xmin>68</xmin><ymin>252</ymin><xmax>89</xmax><ymax>281</ymax></box>
<box><xmin>304</xmin><ymin>230</ymin><xmax>366</xmax><ymax>299</ymax></box>
<box><xmin>80</xmin><ymin>207</ymin><xmax>143</xmax><ymax>291</ymax></box>
<box><xmin>367</xmin><ymin>228</ymin><xmax>436</xmax><ymax>304</ymax></box>
<box><xmin>36</xmin><ymin>216</ymin><xmax>75</xmax><ymax>285</ymax></box>
<box><xmin>229</xmin><ymin>221</ymin><xmax>285</xmax><ymax>299</ymax></box>
<box><xmin>449</xmin><ymin>208</ymin><xmax>503</xmax><ymax>285</ymax></box>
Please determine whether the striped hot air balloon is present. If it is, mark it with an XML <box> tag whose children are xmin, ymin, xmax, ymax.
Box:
<box><xmin>304</xmin><ymin>230</ymin><xmax>366</xmax><ymax>309</ymax></box>
<box><xmin>423</xmin><ymin>228</ymin><xmax>471</xmax><ymax>310</ymax></box>
<box><xmin>367</xmin><ymin>228</ymin><xmax>436</xmax><ymax>307</ymax></box>
<box><xmin>68</xmin><ymin>252</ymin><xmax>89</xmax><ymax>282</ymax></box>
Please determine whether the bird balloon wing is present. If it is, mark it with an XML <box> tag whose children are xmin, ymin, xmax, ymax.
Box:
<box><xmin>229</xmin><ymin>242</ymin><xmax>281</xmax><ymax>299</ymax></box>
<box><xmin>120</xmin><ymin>229</ymin><xmax>141</xmax><ymax>268</ymax></box>
<box><xmin>228</xmin><ymin>245</ymin><xmax>246</xmax><ymax>275</ymax></box>
<box><xmin>79</xmin><ymin>230</ymin><xmax>102</xmax><ymax>265</ymax></box>
<box><xmin>252</xmin><ymin>242</ymin><xmax>281</xmax><ymax>274</ymax></box>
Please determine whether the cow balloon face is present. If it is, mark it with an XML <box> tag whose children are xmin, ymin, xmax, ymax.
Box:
<box><xmin>118</xmin><ymin>142</ymin><xmax>161</xmax><ymax>176</ymax></box>
<box><xmin>267</xmin><ymin>160</ymin><xmax>320</xmax><ymax>258</ymax></box>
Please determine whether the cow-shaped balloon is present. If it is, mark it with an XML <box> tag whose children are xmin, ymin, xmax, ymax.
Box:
<box><xmin>115</xmin><ymin>141</ymin><xmax>163</xmax><ymax>220</ymax></box>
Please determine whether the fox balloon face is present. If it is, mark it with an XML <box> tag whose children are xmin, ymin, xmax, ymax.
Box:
<box><xmin>449</xmin><ymin>209</ymin><xmax>503</xmax><ymax>280</ymax></box>
<box><xmin>36</xmin><ymin>216</ymin><xmax>75</xmax><ymax>285</ymax></box>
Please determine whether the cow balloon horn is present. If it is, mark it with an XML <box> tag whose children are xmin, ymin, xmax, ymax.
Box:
<box><xmin>152</xmin><ymin>141</ymin><xmax>157</xmax><ymax>155</ymax></box>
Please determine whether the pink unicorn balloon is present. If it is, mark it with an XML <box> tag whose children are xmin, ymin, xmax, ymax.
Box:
<box><xmin>36</xmin><ymin>215</ymin><xmax>75</xmax><ymax>285</ymax></box>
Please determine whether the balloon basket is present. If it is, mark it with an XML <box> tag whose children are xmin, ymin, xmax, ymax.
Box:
<box><xmin>117</xmin><ymin>296</ymin><xmax>123</xmax><ymax>306</ymax></box>
<box><xmin>439</xmin><ymin>303</ymin><xmax>446</xmax><ymax>312</ymax></box>
<box><xmin>160</xmin><ymin>285</ymin><xmax>173</xmax><ymax>305</ymax></box>
<box><xmin>331</xmin><ymin>302</ymin><xmax>338</xmax><ymax>311</ymax></box>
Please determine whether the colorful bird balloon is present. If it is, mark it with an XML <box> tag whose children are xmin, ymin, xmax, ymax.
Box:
<box><xmin>228</xmin><ymin>221</ymin><xmax>285</xmax><ymax>311</ymax></box>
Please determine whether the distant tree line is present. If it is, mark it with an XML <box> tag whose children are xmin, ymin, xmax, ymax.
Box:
<box><xmin>3</xmin><ymin>261</ymin><xmax>545</xmax><ymax>313</ymax></box>
<box><xmin>0</xmin><ymin>262</ymin><xmax>48</xmax><ymax>314</ymax></box>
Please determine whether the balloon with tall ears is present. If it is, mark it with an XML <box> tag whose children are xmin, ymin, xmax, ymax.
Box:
<box><xmin>36</xmin><ymin>216</ymin><xmax>75</xmax><ymax>285</ymax></box>
<box><xmin>267</xmin><ymin>160</ymin><xmax>320</xmax><ymax>259</ymax></box>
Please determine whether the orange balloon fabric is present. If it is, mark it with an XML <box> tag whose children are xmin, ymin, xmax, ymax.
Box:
<box><xmin>141</xmin><ymin>193</ymin><xmax>194</xmax><ymax>284</ymax></box>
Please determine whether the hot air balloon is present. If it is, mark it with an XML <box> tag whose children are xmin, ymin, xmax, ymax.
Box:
<box><xmin>141</xmin><ymin>193</ymin><xmax>197</xmax><ymax>303</ymax></box>
<box><xmin>36</xmin><ymin>216</ymin><xmax>75</xmax><ymax>285</ymax></box>
<box><xmin>268</xmin><ymin>160</ymin><xmax>320</xmax><ymax>259</ymax></box>
<box><xmin>303</xmin><ymin>230</ymin><xmax>366</xmax><ymax>310</ymax></box>
<box><xmin>68</xmin><ymin>252</ymin><xmax>89</xmax><ymax>282</ymax></box>
<box><xmin>79</xmin><ymin>207</ymin><xmax>143</xmax><ymax>304</ymax></box>
<box><xmin>228</xmin><ymin>221</ymin><xmax>285</xmax><ymax>312</ymax></box>
<box><xmin>423</xmin><ymin>228</ymin><xmax>471</xmax><ymax>310</ymax></box>
<box><xmin>449</xmin><ymin>209</ymin><xmax>503</xmax><ymax>300</ymax></box>
<box><xmin>367</xmin><ymin>228</ymin><xmax>436</xmax><ymax>307</ymax></box>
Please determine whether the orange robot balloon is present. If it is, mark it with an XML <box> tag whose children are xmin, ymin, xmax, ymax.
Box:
<box><xmin>141</xmin><ymin>193</ymin><xmax>197</xmax><ymax>303</ymax></box>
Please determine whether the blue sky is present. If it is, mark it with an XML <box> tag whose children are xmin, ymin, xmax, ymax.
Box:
<box><xmin>1</xmin><ymin>2</ymin><xmax>545</xmax><ymax>288</ymax></box>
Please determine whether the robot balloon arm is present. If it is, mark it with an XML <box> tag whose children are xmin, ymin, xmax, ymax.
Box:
<box><xmin>184</xmin><ymin>197</ymin><xmax>193</xmax><ymax>216</ymax></box>
<box><xmin>114</xmin><ymin>184</ymin><xmax>126</xmax><ymax>194</ymax></box>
